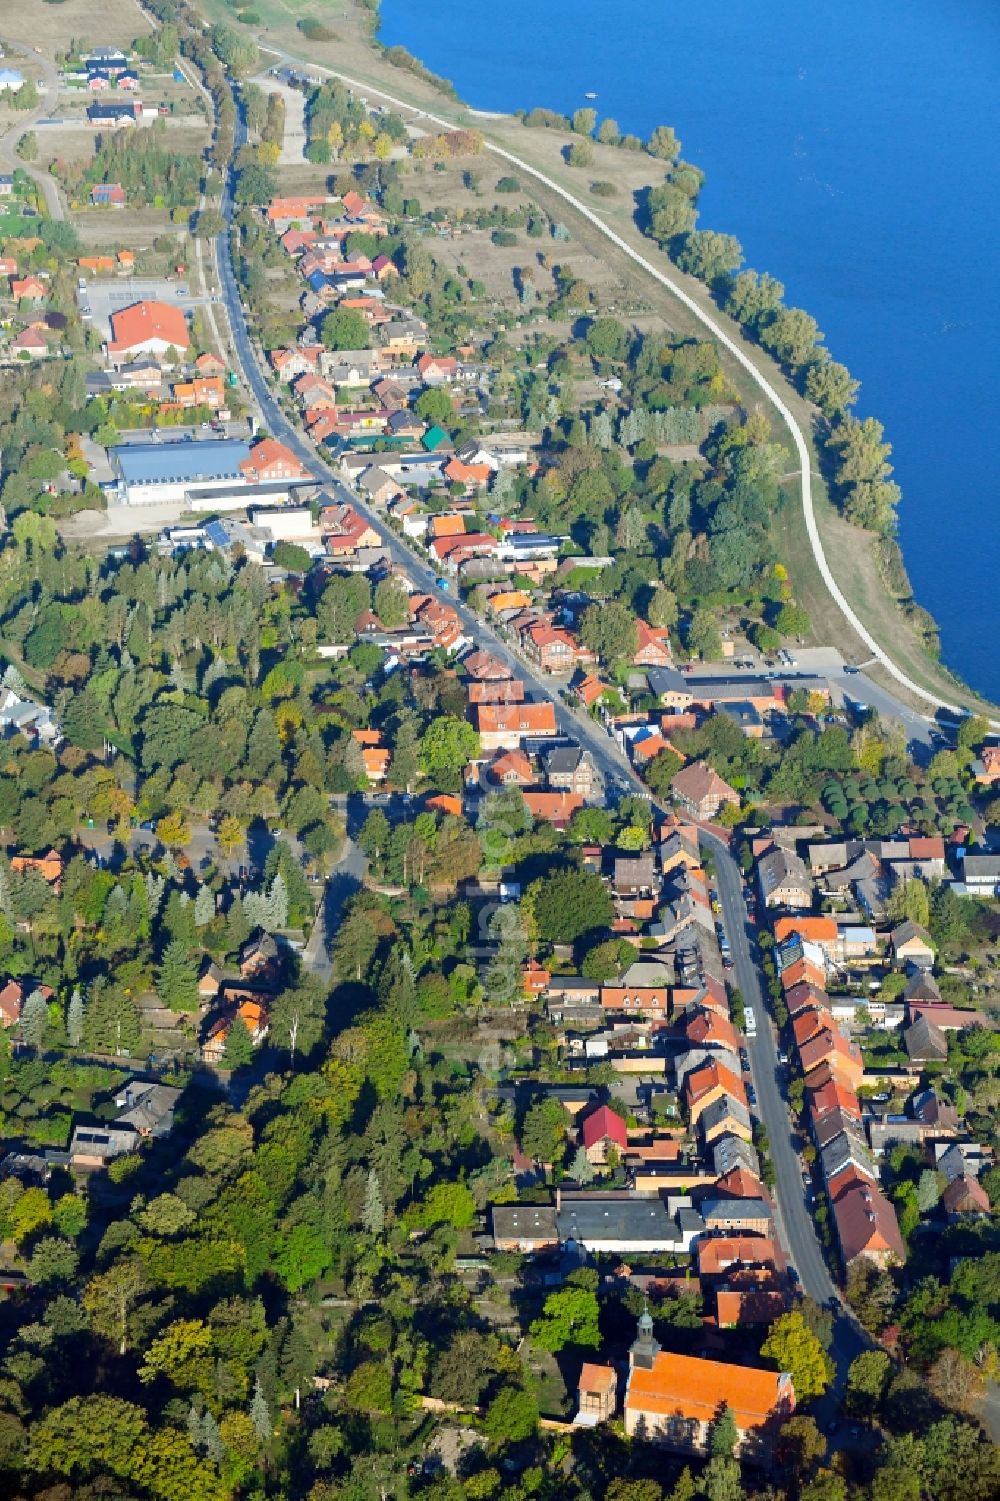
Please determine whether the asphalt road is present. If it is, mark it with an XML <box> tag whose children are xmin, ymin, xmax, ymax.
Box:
<box><xmin>706</xmin><ymin>829</ymin><xmax>868</xmax><ymax>1389</ymax></box>
<box><xmin>301</xmin><ymin>830</ymin><xmax>365</xmax><ymax>980</ymax></box>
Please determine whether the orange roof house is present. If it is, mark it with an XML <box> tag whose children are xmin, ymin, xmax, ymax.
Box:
<box><xmin>267</xmin><ymin>194</ymin><xmax>328</xmax><ymax>223</ymax></box>
<box><xmin>10</xmin><ymin>849</ymin><xmax>64</xmax><ymax>891</ymax></box>
<box><xmin>10</xmin><ymin>275</ymin><xmax>46</xmax><ymax>302</ymax></box>
<box><xmin>195</xmin><ymin>351</ymin><xmax>225</xmax><ymax>377</ymax></box>
<box><xmin>684</xmin><ymin>1007</ymin><xmax>740</xmax><ymax>1053</ymax></box>
<box><xmin>575</xmin><ymin>673</ymin><xmax>614</xmax><ymax>709</ymax></box>
<box><xmin>430</xmin><ymin>513</ymin><xmax>466</xmax><ymax>539</ymax></box>
<box><xmin>623</xmin><ymin>1331</ymin><xmax>794</xmax><ymax>1459</ymax></box>
<box><xmin>633</xmin><ymin>619</ymin><xmax>672</xmax><ymax>667</ymax></box>
<box><xmin>773</xmin><ymin>915</ymin><xmax>839</xmax><ymax>951</ymax></box>
<box><xmin>171</xmin><ymin>375</ymin><xmax>224</xmax><ymax>409</ymax></box>
<box><xmin>475</xmin><ymin>702</ymin><xmax>557</xmax><ymax>750</ymax></box>
<box><xmin>600</xmin><ymin>985</ymin><xmax>669</xmax><ymax>1019</ymax></box>
<box><xmin>784</xmin><ymin>981</ymin><xmax>831</xmax><ymax>1017</ymax></box>
<box><xmin>696</xmin><ymin>1236</ymin><xmax>782</xmax><ymax>1279</ymax></box>
<box><xmin>239</xmin><ymin>437</ymin><xmax>309</xmax><ymax>483</ymax></box>
<box><xmin>424</xmin><ymin>792</ymin><xmax>462</xmax><ymax>817</ymax></box>
<box><xmin>444</xmin><ymin>457</ymin><xmax>492</xmax><ymax>490</ymax></box>
<box><xmin>107</xmin><ymin>299</ymin><xmax>189</xmax><ymax>356</ymax></box>
<box><xmin>362</xmin><ymin>748</ymin><xmax>390</xmax><ymax>782</ymax></box>
<box><xmin>522</xmin><ymin>791</ymin><xmax>583</xmax><ymax>827</ymax></box>
<box><xmin>685</xmin><ymin>1060</ymin><xmax>747</xmax><ymax>1126</ymax></box>
<box><xmin>487</xmin><ymin>748</ymin><xmax>536</xmax><ymax>786</ymax></box>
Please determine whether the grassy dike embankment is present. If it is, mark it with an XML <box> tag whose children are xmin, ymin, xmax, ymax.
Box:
<box><xmin>199</xmin><ymin>0</ymin><xmax>999</xmax><ymax>721</ymax></box>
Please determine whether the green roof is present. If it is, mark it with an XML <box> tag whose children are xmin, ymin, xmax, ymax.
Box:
<box><xmin>421</xmin><ymin>425</ymin><xmax>450</xmax><ymax>452</ymax></box>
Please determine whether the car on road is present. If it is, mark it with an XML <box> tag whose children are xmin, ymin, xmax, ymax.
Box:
<box><xmin>844</xmin><ymin>664</ymin><xmax>860</xmax><ymax>674</ymax></box>
<box><xmin>747</xmin><ymin>1084</ymin><xmax>757</xmax><ymax>1106</ymax></box>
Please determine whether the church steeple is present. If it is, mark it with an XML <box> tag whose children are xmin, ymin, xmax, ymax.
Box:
<box><xmin>630</xmin><ymin>1304</ymin><xmax>660</xmax><ymax>1370</ymax></box>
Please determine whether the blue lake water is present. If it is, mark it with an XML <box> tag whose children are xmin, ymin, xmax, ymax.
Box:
<box><xmin>379</xmin><ymin>0</ymin><xmax>1000</xmax><ymax>701</ymax></box>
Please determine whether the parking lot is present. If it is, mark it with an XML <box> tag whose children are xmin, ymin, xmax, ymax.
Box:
<box><xmin>78</xmin><ymin>276</ymin><xmax>218</xmax><ymax>339</ymax></box>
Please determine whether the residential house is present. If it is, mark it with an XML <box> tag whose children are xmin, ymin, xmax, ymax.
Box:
<box><xmin>685</xmin><ymin>1060</ymin><xmax>747</xmax><ymax>1129</ymax></box>
<box><xmin>671</xmin><ymin>761</ymin><xmax>739</xmax><ymax>821</ymax></box>
<box><xmin>942</xmin><ymin>1175</ymin><xmax>991</xmax><ymax>1219</ymax></box>
<box><xmin>830</xmin><ymin>1172</ymin><xmax>905</xmax><ymax>1268</ymax></box>
<box><xmin>601</xmin><ymin>985</ymin><xmax>669</xmax><ymax>1021</ymax></box>
<box><xmin>522</xmin><ymin>791</ymin><xmax>583</xmax><ymax>828</ymax></box>
<box><xmin>633</xmin><ymin>620</ymin><xmax>673</xmax><ymax>668</ymax></box>
<box><xmin>114</xmin><ymin>1080</ymin><xmax>182</xmax><ymax>1138</ymax></box>
<box><xmin>646</xmin><ymin>667</ymin><xmax>695</xmax><ymax>710</ymax></box>
<box><xmin>890</xmin><ymin>920</ymin><xmax>935</xmax><ymax>969</ymax></box>
<box><xmin>10</xmin><ymin>850</ymin><xmax>64</xmax><ymax>891</ymax></box>
<box><xmin>240</xmin><ymin>932</ymin><xmax>279</xmax><ymax>980</ymax></box>
<box><xmin>544</xmin><ymin>745</ymin><xmax>598</xmax><ymax>798</ymax></box>
<box><xmin>580</xmin><ymin>1104</ymin><xmax>628</xmax><ymax>1165</ymax></box>
<box><xmin>700</xmin><ymin>1197</ymin><xmax>774</xmax><ymax>1235</ymax></box>
<box><xmin>614</xmin><ymin>852</ymin><xmax>659</xmax><ymax>899</ymax></box>
<box><xmin>474</xmin><ymin>702</ymin><xmax>557</xmax><ymax>752</ymax></box>
<box><xmin>10</xmin><ymin>275</ymin><xmax>47</xmax><ymax>304</ymax></box>
<box><xmin>522</xmin><ymin>623</ymin><xmax>581</xmax><ymax>674</ymax></box>
<box><xmin>0</xmin><ymin>980</ymin><xmax>25</xmax><ymax>1028</ymax></box>
<box><xmin>903</xmin><ymin>1015</ymin><xmax>948</xmax><ymax>1064</ymax></box>
<box><xmin>758</xmin><ymin>846</ymin><xmax>813</xmax><ymax>910</ymax></box>
<box><xmin>799</xmin><ymin>1026</ymin><xmax>864</xmax><ymax>1089</ymax></box>
<box><xmin>70</xmin><ymin>1124</ymin><xmax>139</xmax><ymax>1169</ymax></box>
<box><xmin>699</xmin><ymin>1094</ymin><xmax>753</xmax><ymax>1145</ymax></box>
<box><xmin>623</xmin><ymin>1317</ymin><xmax>794</xmax><ymax>1462</ymax></box>
<box><xmin>960</xmin><ymin>854</ymin><xmax>1000</xmax><ymax>897</ymax></box>
<box><xmin>198</xmin><ymin>960</ymin><xmax>222</xmax><ymax>1001</ymax></box>
<box><xmin>486</xmin><ymin>748</ymin><xmax>536</xmax><ymax>787</ymax></box>
<box><xmin>90</xmin><ymin>182</ymin><xmax>126</xmax><ymax>206</ymax></box>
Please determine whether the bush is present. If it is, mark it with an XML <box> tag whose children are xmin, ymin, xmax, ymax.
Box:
<box><xmin>591</xmin><ymin>180</ymin><xmax>617</xmax><ymax>197</ymax></box>
<box><xmin>496</xmin><ymin>175</ymin><xmax>521</xmax><ymax>193</ymax></box>
<box><xmin>298</xmin><ymin>17</ymin><xmax>336</xmax><ymax>40</ymax></box>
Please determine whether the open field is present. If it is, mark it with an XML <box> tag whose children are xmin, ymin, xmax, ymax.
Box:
<box><xmin>0</xmin><ymin>0</ymin><xmax>151</xmax><ymax>51</ymax></box>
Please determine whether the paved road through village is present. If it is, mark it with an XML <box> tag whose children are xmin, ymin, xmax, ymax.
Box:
<box><xmin>215</xmin><ymin>97</ymin><xmax>869</xmax><ymax>1385</ymax></box>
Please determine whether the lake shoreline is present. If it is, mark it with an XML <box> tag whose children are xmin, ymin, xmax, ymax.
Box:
<box><xmin>373</xmin><ymin>0</ymin><xmax>999</xmax><ymax>706</ymax></box>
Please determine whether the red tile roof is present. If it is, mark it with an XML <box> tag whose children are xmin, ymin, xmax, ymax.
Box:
<box><xmin>581</xmin><ymin>1104</ymin><xmax>627</xmax><ymax>1151</ymax></box>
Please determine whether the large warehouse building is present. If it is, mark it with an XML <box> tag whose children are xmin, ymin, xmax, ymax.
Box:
<box><xmin>110</xmin><ymin>437</ymin><xmax>313</xmax><ymax>508</ymax></box>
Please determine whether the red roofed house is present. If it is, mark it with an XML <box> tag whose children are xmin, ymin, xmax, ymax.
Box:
<box><xmin>239</xmin><ymin>438</ymin><xmax>309</xmax><ymax>483</ymax></box>
<box><xmin>581</xmin><ymin>1104</ymin><xmax>628</xmax><ymax>1165</ymax></box>
<box><xmin>633</xmin><ymin>619</ymin><xmax>672</xmax><ymax>667</ymax></box>
<box><xmin>11</xmin><ymin>275</ymin><xmax>47</xmax><ymax>303</ymax></box>
<box><xmin>671</xmin><ymin>761</ymin><xmax>740</xmax><ymax>821</ymax></box>
<box><xmin>417</xmin><ymin>352</ymin><xmax>458</xmax><ymax>383</ymax></box>
<box><xmin>523</xmin><ymin>623</ymin><xmax>582</xmax><ymax>674</ymax></box>
<box><xmin>0</xmin><ymin>980</ymin><xmax>25</xmax><ymax>1028</ymax></box>
<box><xmin>107</xmin><ymin>299</ymin><xmax>189</xmax><ymax>359</ymax></box>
